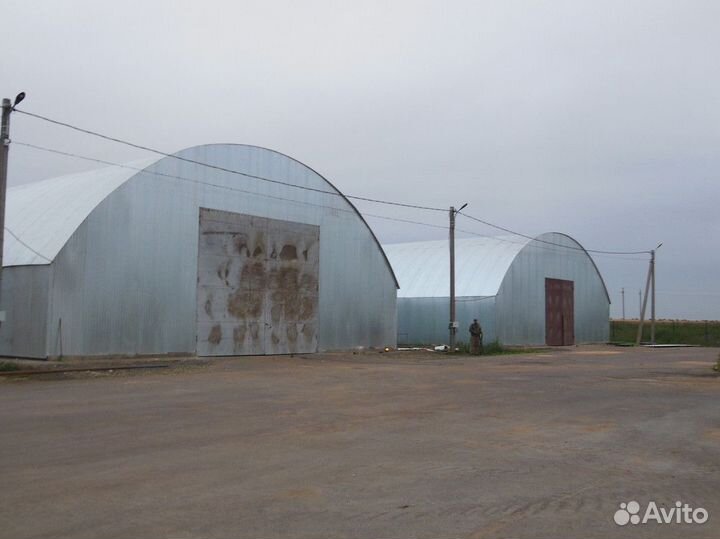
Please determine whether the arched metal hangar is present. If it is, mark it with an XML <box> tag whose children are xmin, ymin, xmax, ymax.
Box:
<box><xmin>384</xmin><ymin>233</ymin><xmax>610</xmax><ymax>346</ymax></box>
<box><xmin>0</xmin><ymin>144</ymin><xmax>398</xmax><ymax>358</ymax></box>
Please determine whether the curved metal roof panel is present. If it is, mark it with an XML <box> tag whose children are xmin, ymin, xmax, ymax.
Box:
<box><xmin>4</xmin><ymin>159</ymin><xmax>156</xmax><ymax>266</ymax></box>
<box><xmin>2</xmin><ymin>145</ymin><xmax>398</xmax><ymax>288</ymax></box>
<box><xmin>384</xmin><ymin>236</ymin><xmax>532</xmax><ymax>298</ymax></box>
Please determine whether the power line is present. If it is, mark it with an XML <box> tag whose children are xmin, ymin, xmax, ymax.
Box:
<box><xmin>18</xmin><ymin>140</ymin><xmax>647</xmax><ymax>261</ymax></box>
<box><xmin>362</xmin><ymin>213</ymin><xmax>448</xmax><ymax>231</ymax></box>
<box><xmin>448</xmin><ymin>224</ymin><xmax>647</xmax><ymax>261</ymax></box>
<box><xmin>4</xmin><ymin>226</ymin><xmax>52</xmax><ymax>262</ymax></box>
<box><xmin>14</xmin><ymin>141</ymin><xmax>450</xmax><ymax>233</ymax></box>
<box><xmin>656</xmin><ymin>290</ymin><xmax>720</xmax><ymax>296</ymax></box>
<box><xmin>14</xmin><ymin>109</ymin><xmax>446</xmax><ymax>213</ymax></box>
<box><xmin>455</xmin><ymin>296</ymin><xmax>495</xmax><ymax>302</ymax></box>
<box><xmin>14</xmin><ymin>109</ymin><xmax>654</xmax><ymax>257</ymax></box>
<box><xmin>458</xmin><ymin>211</ymin><xmax>651</xmax><ymax>256</ymax></box>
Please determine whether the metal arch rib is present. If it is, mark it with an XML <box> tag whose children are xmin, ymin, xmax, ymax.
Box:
<box><xmin>528</xmin><ymin>232</ymin><xmax>612</xmax><ymax>304</ymax></box>
<box><xmin>178</xmin><ymin>143</ymin><xmax>400</xmax><ymax>289</ymax></box>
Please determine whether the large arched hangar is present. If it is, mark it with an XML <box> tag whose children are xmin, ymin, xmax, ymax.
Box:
<box><xmin>0</xmin><ymin>144</ymin><xmax>398</xmax><ymax>358</ymax></box>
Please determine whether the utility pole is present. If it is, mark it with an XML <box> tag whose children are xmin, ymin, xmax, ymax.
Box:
<box><xmin>635</xmin><ymin>243</ymin><xmax>662</xmax><ymax>346</ymax></box>
<box><xmin>448</xmin><ymin>203</ymin><xmax>467</xmax><ymax>352</ymax></box>
<box><xmin>0</xmin><ymin>99</ymin><xmax>12</xmax><ymax>276</ymax></box>
<box><xmin>650</xmin><ymin>243</ymin><xmax>662</xmax><ymax>345</ymax></box>
<box><xmin>0</xmin><ymin>92</ymin><xmax>25</xmax><ymax>322</ymax></box>
<box><xmin>621</xmin><ymin>287</ymin><xmax>625</xmax><ymax>320</ymax></box>
<box><xmin>635</xmin><ymin>259</ymin><xmax>652</xmax><ymax>345</ymax></box>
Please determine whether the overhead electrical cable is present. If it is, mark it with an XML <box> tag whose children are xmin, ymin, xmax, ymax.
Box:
<box><xmin>15</xmin><ymin>141</ymin><xmax>650</xmax><ymax>260</ymax></box>
<box><xmin>14</xmin><ymin>109</ymin><xmax>654</xmax><ymax>257</ymax></box>
<box><xmin>4</xmin><ymin>226</ymin><xmax>52</xmax><ymax>263</ymax></box>
<box><xmin>14</xmin><ymin>109</ymin><xmax>446</xmax><ymax>212</ymax></box>
<box><xmin>453</xmin><ymin>226</ymin><xmax>649</xmax><ymax>261</ymax></box>
<box><xmin>458</xmin><ymin>211</ymin><xmax>651</xmax><ymax>256</ymax></box>
<box><xmin>13</xmin><ymin>141</ymin><xmax>450</xmax><ymax>233</ymax></box>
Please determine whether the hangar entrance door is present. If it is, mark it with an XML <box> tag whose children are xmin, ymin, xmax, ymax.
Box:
<box><xmin>196</xmin><ymin>208</ymin><xmax>320</xmax><ymax>356</ymax></box>
<box><xmin>545</xmin><ymin>278</ymin><xmax>575</xmax><ymax>346</ymax></box>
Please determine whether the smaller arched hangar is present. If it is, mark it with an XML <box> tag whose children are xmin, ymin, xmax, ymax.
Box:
<box><xmin>384</xmin><ymin>233</ymin><xmax>610</xmax><ymax>346</ymax></box>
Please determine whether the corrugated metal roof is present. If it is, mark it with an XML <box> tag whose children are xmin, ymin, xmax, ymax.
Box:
<box><xmin>383</xmin><ymin>236</ymin><xmax>533</xmax><ymax>298</ymax></box>
<box><xmin>4</xmin><ymin>159</ymin><xmax>156</xmax><ymax>266</ymax></box>
<box><xmin>2</xmin><ymin>145</ymin><xmax>398</xmax><ymax>289</ymax></box>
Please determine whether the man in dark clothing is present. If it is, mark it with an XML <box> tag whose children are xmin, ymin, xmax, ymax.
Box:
<box><xmin>469</xmin><ymin>319</ymin><xmax>483</xmax><ymax>355</ymax></box>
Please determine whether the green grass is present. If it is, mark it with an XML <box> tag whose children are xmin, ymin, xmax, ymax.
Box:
<box><xmin>0</xmin><ymin>362</ymin><xmax>21</xmax><ymax>372</ymax></box>
<box><xmin>610</xmin><ymin>320</ymin><xmax>720</xmax><ymax>347</ymax></box>
<box><xmin>401</xmin><ymin>340</ymin><xmax>542</xmax><ymax>356</ymax></box>
<box><xmin>455</xmin><ymin>340</ymin><xmax>541</xmax><ymax>356</ymax></box>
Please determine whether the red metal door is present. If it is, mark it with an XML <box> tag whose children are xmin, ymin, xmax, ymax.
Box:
<box><xmin>545</xmin><ymin>278</ymin><xmax>575</xmax><ymax>346</ymax></box>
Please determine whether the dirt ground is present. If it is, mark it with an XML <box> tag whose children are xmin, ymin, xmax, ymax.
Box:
<box><xmin>0</xmin><ymin>345</ymin><xmax>718</xmax><ymax>539</ymax></box>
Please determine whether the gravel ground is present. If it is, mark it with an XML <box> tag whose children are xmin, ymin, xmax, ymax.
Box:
<box><xmin>0</xmin><ymin>345</ymin><xmax>718</xmax><ymax>539</ymax></box>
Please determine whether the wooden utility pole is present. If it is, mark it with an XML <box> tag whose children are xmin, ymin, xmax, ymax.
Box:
<box><xmin>448</xmin><ymin>203</ymin><xmax>467</xmax><ymax>352</ymax></box>
<box><xmin>0</xmin><ymin>99</ymin><xmax>12</xmax><ymax>277</ymax></box>
<box><xmin>0</xmin><ymin>93</ymin><xmax>25</xmax><ymax>323</ymax></box>
<box><xmin>0</xmin><ymin>98</ymin><xmax>13</xmax><ymax>323</ymax></box>
<box><xmin>621</xmin><ymin>287</ymin><xmax>625</xmax><ymax>320</ymax></box>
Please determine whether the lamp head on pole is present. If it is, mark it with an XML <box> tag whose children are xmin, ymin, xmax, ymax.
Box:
<box><xmin>12</xmin><ymin>92</ymin><xmax>25</xmax><ymax>110</ymax></box>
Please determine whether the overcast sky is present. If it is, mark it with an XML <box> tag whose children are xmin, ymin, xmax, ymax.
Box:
<box><xmin>2</xmin><ymin>0</ymin><xmax>719</xmax><ymax>320</ymax></box>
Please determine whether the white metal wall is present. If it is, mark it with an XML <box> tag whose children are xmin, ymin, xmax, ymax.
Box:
<box><xmin>42</xmin><ymin>144</ymin><xmax>397</xmax><ymax>357</ymax></box>
<box><xmin>0</xmin><ymin>265</ymin><xmax>51</xmax><ymax>358</ymax></box>
<box><xmin>397</xmin><ymin>296</ymin><xmax>497</xmax><ymax>346</ymax></box>
<box><xmin>392</xmin><ymin>233</ymin><xmax>610</xmax><ymax>347</ymax></box>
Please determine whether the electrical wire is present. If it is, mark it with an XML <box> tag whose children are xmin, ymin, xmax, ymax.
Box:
<box><xmin>656</xmin><ymin>290</ymin><xmax>720</xmax><ymax>296</ymax></box>
<box><xmin>362</xmin><ymin>214</ymin><xmax>448</xmax><ymax>231</ymax></box>
<box><xmin>4</xmin><ymin>226</ymin><xmax>52</xmax><ymax>263</ymax></box>
<box><xmin>453</xmin><ymin>227</ymin><xmax>649</xmax><ymax>261</ymax></box>
<box><xmin>12</xmin><ymin>141</ymin><xmax>652</xmax><ymax>263</ymax></box>
<box><xmin>13</xmin><ymin>141</ymin><xmax>450</xmax><ymax>233</ymax></box>
<box><xmin>14</xmin><ymin>109</ymin><xmax>446</xmax><ymax>212</ymax></box>
<box><xmin>13</xmin><ymin>109</ymin><xmax>654</xmax><ymax>257</ymax></box>
<box><xmin>458</xmin><ymin>211</ymin><xmax>652</xmax><ymax>256</ymax></box>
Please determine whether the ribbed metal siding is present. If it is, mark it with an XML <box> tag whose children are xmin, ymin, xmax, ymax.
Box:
<box><xmin>3</xmin><ymin>162</ymin><xmax>153</xmax><ymax>266</ymax></box>
<box><xmin>495</xmin><ymin>233</ymin><xmax>610</xmax><ymax>345</ymax></box>
<box><xmin>384</xmin><ymin>237</ymin><xmax>528</xmax><ymax>298</ymax></box>
<box><xmin>45</xmin><ymin>144</ymin><xmax>397</xmax><ymax>356</ymax></box>
<box><xmin>397</xmin><ymin>296</ymin><xmax>497</xmax><ymax>346</ymax></box>
<box><xmin>0</xmin><ymin>265</ymin><xmax>51</xmax><ymax>358</ymax></box>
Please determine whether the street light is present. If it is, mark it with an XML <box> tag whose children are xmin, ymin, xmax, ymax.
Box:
<box><xmin>448</xmin><ymin>202</ymin><xmax>468</xmax><ymax>352</ymax></box>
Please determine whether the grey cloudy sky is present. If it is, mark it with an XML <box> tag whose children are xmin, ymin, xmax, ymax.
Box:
<box><xmin>2</xmin><ymin>0</ymin><xmax>718</xmax><ymax>319</ymax></box>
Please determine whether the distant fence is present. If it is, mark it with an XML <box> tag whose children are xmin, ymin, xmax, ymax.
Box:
<box><xmin>610</xmin><ymin>320</ymin><xmax>720</xmax><ymax>346</ymax></box>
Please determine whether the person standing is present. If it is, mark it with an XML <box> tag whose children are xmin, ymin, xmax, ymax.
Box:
<box><xmin>469</xmin><ymin>319</ymin><xmax>483</xmax><ymax>355</ymax></box>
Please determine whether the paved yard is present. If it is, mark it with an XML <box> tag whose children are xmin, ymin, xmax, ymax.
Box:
<box><xmin>0</xmin><ymin>346</ymin><xmax>718</xmax><ymax>538</ymax></box>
